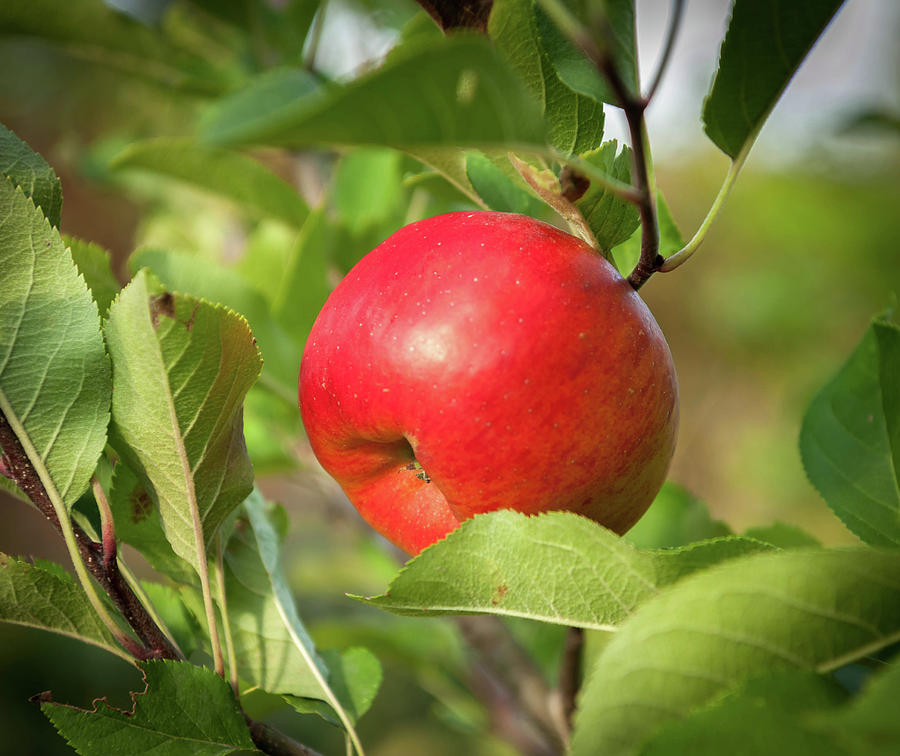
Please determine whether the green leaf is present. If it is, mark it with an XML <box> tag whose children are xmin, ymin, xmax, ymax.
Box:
<box><xmin>570</xmin><ymin>548</ymin><xmax>900</xmax><ymax>756</ymax></box>
<box><xmin>828</xmin><ymin>658</ymin><xmax>900</xmax><ymax>751</ymax></box>
<box><xmin>43</xmin><ymin>660</ymin><xmax>259</xmax><ymax>755</ymax></box>
<box><xmin>65</xmin><ymin>235</ymin><xmax>120</xmax><ymax>315</ymax></box>
<box><xmin>107</xmin><ymin>461</ymin><xmax>195</xmax><ymax>584</ymax></box>
<box><xmin>356</xmin><ymin>510</ymin><xmax>773</xmax><ymax>629</ymax></box>
<box><xmin>0</xmin><ymin>122</ymin><xmax>62</xmax><ymax>226</ymax></box>
<box><xmin>202</xmin><ymin>34</ymin><xmax>545</xmax><ymax>151</ymax></box>
<box><xmin>0</xmin><ymin>554</ymin><xmax>131</xmax><ymax>663</ymax></box>
<box><xmin>489</xmin><ymin>0</ymin><xmax>605</xmax><ymax>156</ymax></box>
<box><xmin>129</xmin><ymin>248</ymin><xmax>298</xmax><ymax>402</ymax></box>
<box><xmin>465</xmin><ymin>151</ymin><xmax>543</xmax><ymax>215</ymax></box>
<box><xmin>0</xmin><ymin>0</ymin><xmax>230</xmax><ymax>94</ymax></box>
<box><xmin>218</xmin><ymin>496</ymin><xmax>330</xmax><ymax>700</ymax></box>
<box><xmin>0</xmin><ymin>181</ymin><xmax>110</xmax><ymax>509</ymax></box>
<box><xmin>534</xmin><ymin>0</ymin><xmax>637</xmax><ymax>103</ymax></box>
<box><xmin>574</xmin><ymin>140</ymin><xmax>639</xmax><ymax>253</ymax></box>
<box><xmin>625</xmin><ymin>482</ymin><xmax>731</xmax><ymax>549</ymax></box>
<box><xmin>743</xmin><ymin>522</ymin><xmax>822</xmax><ymax>549</ymax></box>
<box><xmin>284</xmin><ymin>647</ymin><xmax>383</xmax><ymax>725</ymax></box>
<box><xmin>241</xmin><ymin>491</ymin><xmax>368</xmax><ymax>746</ymax></box>
<box><xmin>639</xmin><ymin>671</ymin><xmax>849</xmax><ymax>756</ymax></box>
<box><xmin>110</xmin><ymin>139</ymin><xmax>309</xmax><ymax>229</ymax></box>
<box><xmin>266</xmin><ymin>210</ymin><xmax>335</xmax><ymax>346</ymax></box>
<box><xmin>139</xmin><ymin>581</ymin><xmax>202</xmax><ymax>658</ymax></box>
<box><xmin>800</xmin><ymin>318</ymin><xmax>900</xmax><ymax>547</ymax></box>
<box><xmin>104</xmin><ymin>269</ymin><xmax>262</xmax><ymax>576</ymax></box>
<box><xmin>702</xmin><ymin>0</ymin><xmax>846</xmax><ymax>159</ymax></box>
<box><xmin>332</xmin><ymin>147</ymin><xmax>405</xmax><ymax>235</ymax></box>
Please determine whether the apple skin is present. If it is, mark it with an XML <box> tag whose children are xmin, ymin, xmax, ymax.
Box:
<box><xmin>299</xmin><ymin>211</ymin><xmax>678</xmax><ymax>555</ymax></box>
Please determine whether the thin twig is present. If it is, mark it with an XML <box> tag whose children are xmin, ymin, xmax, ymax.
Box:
<box><xmin>643</xmin><ymin>0</ymin><xmax>686</xmax><ymax>104</ymax></box>
<box><xmin>245</xmin><ymin>716</ymin><xmax>326</xmax><ymax>756</ymax></box>
<box><xmin>0</xmin><ymin>410</ymin><xmax>177</xmax><ymax>660</ymax></box>
<box><xmin>558</xmin><ymin>626</ymin><xmax>584</xmax><ymax>731</ymax></box>
<box><xmin>455</xmin><ymin>616</ymin><xmax>568</xmax><ymax>753</ymax></box>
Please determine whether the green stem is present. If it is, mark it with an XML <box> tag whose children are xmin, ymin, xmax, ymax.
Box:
<box><xmin>215</xmin><ymin>532</ymin><xmax>240</xmax><ymax>697</ymax></box>
<box><xmin>659</xmin><ymin>143</ymin><xmax>750</xmax><ymax>272</ymax></box>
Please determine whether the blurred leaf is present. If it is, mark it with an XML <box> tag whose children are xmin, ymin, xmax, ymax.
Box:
<box><xmin>42</xmin><ymin>659</ymin><xmax>258</xmax><ymax>755</ymax></box>
<box><xmin>201</xmin><ymin>35</ymin><xmax>545</xmax><ymax>150</ymax></box>
<box><xmin>625</xmin><ymin>482</ymin><xmax>731</xmax><ymax>549</ymax></box>
<box><xmin>743</xmin><ymin>522</ymin><xmax>822</xmax><ymax>549</ymax></box>
<box><xmin>284</xmin><ymin>647</ymin><xmax>383</xmax><ymax>725</ymax></box>
<box><xmin>130</xmin><ymin>248</ymin><xmax>299</xmax><ymax>402</ymax></box>
<box><xmin>267</xmin><ymin>210</ymin><xmax>335</xmax><ymax>345</ymax></box>
<box><xmin>611</xmin><ymin>191</ymin><xmax>683</xmax><ymax>276</ymax></box>
<box><xmin>570</xmin><ymin>548</ymin><xmax>900</xmax><ymax>756</ymax></box>
<box><xmin>356</xmin><ymin>510</ymin><xmax>772</xmax><ymax>629</ymax></box>
<box><xmin>111</xmin><ymin>138</ymin><xmax>308</xmax><ymax>228</ymax></box>
<box><xmin>829</xmin><ymin>658</ymin><xmax>900</xmax><ymax>751</ymax></box>
<box><xmin>241</xmin><ymin>491</ymin><xmax>369</xmax><ymax>744</ymax></box>
<box><xmin>465</xmin><ymin>151</ymin><xmax>542</xmax><ymax>214</ymax></box>
<box><xmin>242</xmin><ymin>389</ymin><xmax>302</xmax><ymax>474</ymax></box>
<box><xmin>574</xmin><ymin>140</ymin><xmax>639</xmax><ymax>253</ymax></box>
<box><xmin>0</xmin><ymin>554</ymin><xmax>131</xmax><ymax>663</ymax></box>
<box><xmin>639</xmin><ymin>671</ymin><xmax>848</xmax><ymax>756</ymax></box>
<box><xmin>840</xmin><ymin>107</ymin><xmax>900</xmax><ymax>137</ymax></box>
<box><xmin>65</xmin><ymin>235</ymin><xmax>120</xmax><ymax>315</ymax></box>
<box><xmin>702</xmin><ymin>0</ymin><xmax>845</xmax><ymax>159</ymax></box>
<box><xmin>107</xmin><ymin>461</ymin><xmax>195</xmax><ymax>584</ymax></box>
<box><xmin>0</xmin><ymin>122</ymin><xmax>62</xmax><ymax>226</ymax></box>
<box><xmin>104</xmin><ymin>270</ymin><xmax>262</xmax><ymax>575</ymax></box>
<box><xmin>0</xmin><ymin>181</ymin><xmax>110</xmax><ymax>510</ymax></box>
<box><xmin>489</xmin><ymin>0</ymin><xmax>604</xmax><ymax>156</ymax></box>
<box><xmin>332</xmin><ymin>147</ymin><xmax>405</xmax><ymax>235</ymax></box>
<box><xmin>0</xmin><ymin>0</ymin><xmax>230</xmax><ymax>94</ymax></box>
<box><xmin>199</xmin><ymin>66</ymin><xmax>323</xmax><ymax>146</ymax></box>
<box><xmin>800</xmin><ymin>318</ymin><xmax>900</xmax><ymax>547</ymax></box>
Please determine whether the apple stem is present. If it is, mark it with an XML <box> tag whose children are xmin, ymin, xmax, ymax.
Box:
<box><xmin>536</xmin><ymin>0</ymin><xmax>690</xmax><ymax>290</ymax></box>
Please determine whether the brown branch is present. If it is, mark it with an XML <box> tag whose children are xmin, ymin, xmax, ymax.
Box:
<box><xmin>245</xmin><ymin>717</ymin><xmax>326</xmax><ymax>756</ymax></box>
<box><xmin>0</xmin><ymin>409</ymin><xmax>178</xmax><ymax>660</ymax></box>
<box><xmin>455</xmin><ymin>616</ymin><xmax>568</xmax><ymax>754</ymax></box>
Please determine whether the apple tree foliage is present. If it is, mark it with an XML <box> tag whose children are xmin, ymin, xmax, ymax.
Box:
<box><xmin>1</xmin><ymin>1</ymin><xmax>898</xmax><ymax>755</ymax></box>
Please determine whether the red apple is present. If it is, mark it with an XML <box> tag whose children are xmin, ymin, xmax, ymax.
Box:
<box><xmin>299</xmin><ymin>211</ymin><xmax>678</xmax><ymax>555</ymax></box>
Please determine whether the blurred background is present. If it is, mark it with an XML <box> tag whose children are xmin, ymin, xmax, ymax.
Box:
<box><xmin>1</xmin><ymin>0</ymin><xmax>898</xmax><ymax>753</ymax></box>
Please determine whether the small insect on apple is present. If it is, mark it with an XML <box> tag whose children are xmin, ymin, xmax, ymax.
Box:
<box><xmin>299</xmin><ymin>211</ymin><xmax>678</xmax><ymax>555</ymax></box>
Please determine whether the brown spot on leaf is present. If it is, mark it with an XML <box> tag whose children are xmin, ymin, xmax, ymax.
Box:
<box><xmin>149</xmin><ymin>292</ymin><xmax>175</xmax><ymax>329</ymax></box>
<box><xmin>491</xmin><ymin>583</ymin><xmax>509</xmax><ymax>605</ymax></box>
<box><xmin>130</xmin><ymin>487</ymin><xmax>153</xmax><ymax>524</ymax></box>
<box><xmin>184</xmin><ymin>302</ymin><xmax>200</xmax><ymax>332</ymax></box>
